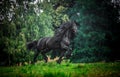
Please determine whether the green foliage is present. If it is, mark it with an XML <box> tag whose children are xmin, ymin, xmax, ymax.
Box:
<box><xmin>52</xmin><ymin>6</ymin><xmax>69</xmax><ymax>27</ymax></box>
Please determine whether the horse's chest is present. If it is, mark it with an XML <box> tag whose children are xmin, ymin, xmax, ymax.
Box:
<box><xmin>62</xmin><ymin>37</ymin><xmax>70</xmax><ymax>46</ymax></box>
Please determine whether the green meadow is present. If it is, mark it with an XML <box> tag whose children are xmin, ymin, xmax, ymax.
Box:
<box><xmin>0</xmin><ymin>61</ymin><xmax>120</xmax><ymax>77</ymax></box>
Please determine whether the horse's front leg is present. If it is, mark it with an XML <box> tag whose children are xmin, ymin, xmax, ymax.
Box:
<box><xmin>57</xmin><ymin>42</ymin><xmax>69</xmax><ymax>64</ymax></box>
<box><xmin>65</xmin><ymin>47</ymin><xmax>72</xmax><ymax>59</ymax></box>
<box><xmin>57</xmin><ymin>51</ymin><xmax>65</xmax><ymax>64</ymax></box>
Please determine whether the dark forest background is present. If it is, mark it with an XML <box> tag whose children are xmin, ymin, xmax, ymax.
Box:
<box><xmin>0</xmin><ymin>0</ymin><xmax>120</xmax><ymax>66</ymax></box>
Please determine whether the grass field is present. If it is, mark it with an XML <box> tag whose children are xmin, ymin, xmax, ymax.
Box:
<box><xmin>0</xmin><ymin>61</ymin><xmax>120</xmax><ymax>77</ymax></box>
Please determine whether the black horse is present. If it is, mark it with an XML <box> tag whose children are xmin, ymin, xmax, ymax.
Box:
<box><xmin>27</xmin><ymin>21</ymin><xmax>78</xmax><ymax>64</ymax></box>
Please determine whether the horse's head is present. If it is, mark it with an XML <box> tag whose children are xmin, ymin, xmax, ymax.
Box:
<box><xmin>69</xmin><ymin>21</ymin><xmax>78</xmax><ymax>36</ymax></box>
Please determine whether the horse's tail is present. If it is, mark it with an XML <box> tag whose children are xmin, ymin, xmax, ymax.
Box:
<box><xmin>26</xmin><ymin>40</ymin><xmax>38</xmax><ymax>50</ymax></box>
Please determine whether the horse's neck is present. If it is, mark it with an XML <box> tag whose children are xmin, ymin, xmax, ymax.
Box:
<box><xmin>54</xmin><ymin>22</ymin><xmax>71</xmax><ymax>37</ymax></box>
<box><xmin>63</xmin><ymin>29</ymin><xmax>72</xmax><ymax>40</ymax></box>
<box><xmin>54</xmin><ymin>27</ymin><xmax>68</xmax><ymax>39</ymax></box>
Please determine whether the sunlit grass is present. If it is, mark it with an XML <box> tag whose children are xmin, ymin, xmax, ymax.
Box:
<box><xmin>0</xmin><ymin>61</ymin><xmax>120</xmax><ymax>77</ymax></box>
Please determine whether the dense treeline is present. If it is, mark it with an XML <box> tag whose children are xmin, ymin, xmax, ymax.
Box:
<box><xmin>67</xmin><ymin>0</ymin><xmax>120</xmax><ymax>62</ymax></box>
<box><xmin>0</xmin><ymin>0</ymin><xmax>120</xmax><ymax>65</ymax></box>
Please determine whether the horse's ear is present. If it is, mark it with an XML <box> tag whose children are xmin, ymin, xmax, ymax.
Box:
<box><xmin>73</xmin><ymin>20</ymin><xmax>80</xmax><ymax>26</ymax></box>
<box><xmin>52</xmin><ymin>24</ymin><xmax>60</xmax><ymax>31</ymax></box>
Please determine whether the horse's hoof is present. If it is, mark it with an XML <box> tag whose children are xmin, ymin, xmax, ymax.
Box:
<box><xmin>56</xmin><ymin>60</ymin><xmax>61</xmax><ymax>64</ymax></box>
<box><xmin>31</xmin><ymin>61</ymin><xmax>36</xmax><ymax>65</ymax></box>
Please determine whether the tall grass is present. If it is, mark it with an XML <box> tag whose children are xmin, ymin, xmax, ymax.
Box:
<box><xmin>0</xmin><ymin>61</ymin><xmax>120</xmax><ymax>77</ymax></box>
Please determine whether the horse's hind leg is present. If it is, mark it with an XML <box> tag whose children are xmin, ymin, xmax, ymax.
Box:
<box><xmin>32</xmin><ymin>50</ymin><xmax>40</xmax><ymax>64</ymax></box>
<box><xmin>41</xmin><ymin>52</ymin><xmax>48</xmax><ymax>63</ymax></box>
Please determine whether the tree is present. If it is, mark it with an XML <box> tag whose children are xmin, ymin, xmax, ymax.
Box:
<box><xmin>0</xmin><ymin>0</ymin><xmax>69</xmax><ymax>65</ymax></box>
<box><xmin>66</xmin><ymin>0</ymin><xmax>120</xmax><ymax>62</ymax></box>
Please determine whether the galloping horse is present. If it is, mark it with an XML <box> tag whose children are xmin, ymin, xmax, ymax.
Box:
<box><xmin>27</xmin><ymin>21</ymin><xmax>78</xmax><ymax>64</ymax></box>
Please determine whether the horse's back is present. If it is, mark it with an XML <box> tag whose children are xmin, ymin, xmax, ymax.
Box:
<box><xmin>37</xmin><ymin>37</ymin><xmax>51</xmax><ymax>50</ymax></box>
